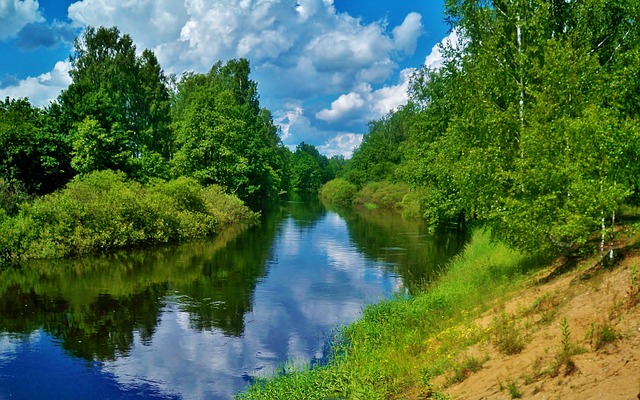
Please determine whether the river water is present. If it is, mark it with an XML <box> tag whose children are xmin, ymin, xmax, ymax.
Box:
<box><xmin>0</xmin><ymin>201</ymin><xmax>465</xmax><ymax>399</ymax></box>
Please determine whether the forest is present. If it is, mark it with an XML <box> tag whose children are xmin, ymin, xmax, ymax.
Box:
<box><xmin>0</xmin><ymin>26</ymin><xmax>340</xmax><ymax>263</ymax></box>
<box><xmin>324</xmin><ymin>0</ymin><xmax>640</xmax><ymax>257</ymax></box>
<box><xmin>3</xmin><ymin>0</ymin><xmax>640</xmax><ymax>263</ymax></box>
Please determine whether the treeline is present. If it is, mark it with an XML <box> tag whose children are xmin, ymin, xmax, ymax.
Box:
<box><xmin>322</xmin><ymin>0</ymin><xmax>640</xmax><ymax>256</ymax></box>
<box><xmin>0</xmin><ymin>26</ymin><xmax>342</xmax><ymax>263</ymax></box>
<box><xmin>0</xmin><ymin>26</ymin><xmax>343</xmax><ymax>210</ymax></box>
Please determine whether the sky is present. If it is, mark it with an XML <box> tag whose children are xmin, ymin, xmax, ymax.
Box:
<box><xmin>0</xmin><ymin>0</ymin><xmax>453</xmax><ymax>157</ymax></box>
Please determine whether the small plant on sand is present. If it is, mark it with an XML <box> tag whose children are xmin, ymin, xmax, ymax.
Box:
<box><xmin>507</xmin><ymin>379</ymin><xmax>522</xmax><ymax>399</ymax></box>
<box><xmin>419</xmin><ymin>381</ymin><xmax>451</xmax><ymax>400</ymax></box>
<box><xmin>492</xmin><ymin>312</ymin><xmax>525</xmax><ymax>355</ymax></box>
<box><xmin>447</xmin><ymin>354</ymin><xmax>488</xmax><ymax>385</ymax></box>
<box><xmin>549</xmin><ymin>317</ymin><xmax>580</xmax><ymax>377</ymax></box>
<box><xmin>529</xmin><ymin>292</ymin><xmax>561</xmax><ymax>324</ymax></box>
<box><xmin>594</xmin><ymin>322</ymin><xmax>622</xmax><ymax>350</ymax></box>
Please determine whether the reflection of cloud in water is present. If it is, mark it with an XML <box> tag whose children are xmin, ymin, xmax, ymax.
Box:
<box><xmin>101</xmin><ymin>208</ymin><xmax>405</xmax><ymax>399</ymax></box>
<box><xmin>0</xmin><ymin>335</ymin><xmax>19</xmax><ymax>365</ymax></box>
<box><xmin>0</xmin><ymin>332</ymin><xmax>42</xmax><ymax>365</ymax></box>
<box><xmin>321</xmin><ymin>212</ymin><xmax>403</xmax><ymax>293</ymax></box>
<box><xmin>280</xmin><ymin>219</ymin><xmax>301</xmax><ymax>255</ymax></box>
<box><xmin>103</xmin><ymin>306</ymin><xmax>242</xmax><ymax>400</ymax></box>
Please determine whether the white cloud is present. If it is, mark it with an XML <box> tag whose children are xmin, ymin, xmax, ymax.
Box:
<box><xmin>316</xmin><ymin>92</ymin><xmax>365</xmax><ymax>123</ymax></box>
<box><xmin>0</xmin><ymin>0</ymin><xmax>44</xmax><ymax>40</ymax></box>
<box><xmin>392</xmin><ymin>12</ymin><xmax>423</xmax><ymax>54</ymax></box>
<box><xmin>318</xmin><ymin>133</ymin><xmax>363</xmax><ymax>158</ymax></box>
<box><xmin>274</xmin><ymin>103</ymin><xmax>306</xmax><ymax>142</ymax></box>
<box><xmin>315</xmin><ymin>67</ymin><xmax>415</xmax><ymax>126</ymax></box>
<box><xmin>274</xmin><ymin>102</ymin><xmax>365</xmax><ymax>157</ymax></box>
<box><xmin>68</xmin><ymin>0</ymin><xmax>189</xmax><ymax>49</ymax></box>
<box><xmin>424</xmin><ymin>29</ymin><xmax>463</xmax><ymax>70</ymax></box>
<box><xmin>0</xmin><ymin>60</ymin><xmax>71</xmax><ymax>106</ymax></box>
<box><xmin>369</xmin><ymin>67</ymin><xmax>415</xmax><ymax>116</ymax></box>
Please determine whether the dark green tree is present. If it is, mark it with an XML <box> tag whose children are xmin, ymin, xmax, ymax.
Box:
<box><xmin>59</xmin><ymin>26</ymin><xmax>172</xmax><ymax>179</ymax></box>
<box><xmin>171</xmin><ymin>59</ymin><xmax>285</xmax><ymax>204</ymax></box>
<box><xmin>344</xmin><ymin>105</ymin><xmax>414</xmax><ymax>186</ymax></box>
<box><xmin>0</xmin><ymin>97</ymin><xmax>72</xmax><ymax>198</ymax></box>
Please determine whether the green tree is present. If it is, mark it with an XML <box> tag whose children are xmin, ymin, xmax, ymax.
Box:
<box><xmin>60</xmin><ymin>26</ymin><xmax>172</xmax><ymax>179</ymax></box>
<box><xmin>290</xmin><ymin>150</ymin><xmax>321</xmax><ymax>193</ymax></box>
<box><xmin>345</xmin><ymin>105</ymin><xmax>414</xmax><ymax>186</ymax></box>
<box><xmin>401</xmin><ymin>0</ymin><xmax>640</xmax><ymax>254</ymax></box>
<box><xmin>170</xmin><ymin>59</ymin><xmax>285</xmax><ymax>204</ymax></box>
<box><xmin>71</xmin><ymin>117</ymin><xmax>130</xmax><ymax>174</ymax></box>
<box><xmin>287</xmin><ymin>142</ymin><xmax>336</xmax><ymax>194</ymax></box>
<box><xmin>0</xmin><ymin>97</ymin><xmax>72</xmax><ymax>197</ymax></box>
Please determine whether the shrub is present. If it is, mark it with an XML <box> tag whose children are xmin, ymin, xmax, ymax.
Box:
<box><xmin>320</xmin><ymin>178</ymin><xmax>357</xmax><ymax>207</ymax></box>
<box><xmin>0</xmin><ymin>170</ymin><xmax>256</xmax><ymax>263</ymax></box>
<box><xmin>353</xmin><ymin>181</ymin><xmax>409</xmax><ymax>210</ymax></box>
<box><xmin>401</xmin><ymin>187</ymin><xmax>429</xmax><ymax>219</ymax></box>
<box><xmin>0</xmin><ymin>178</ymin><xmax>29</xmax><ymax>216</ymax></box>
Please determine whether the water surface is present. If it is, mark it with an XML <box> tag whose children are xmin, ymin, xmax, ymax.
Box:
<box><xmin>0</xmin><ymin>201</ymin><xmax>465</xmax><ymax>399</ymax></box>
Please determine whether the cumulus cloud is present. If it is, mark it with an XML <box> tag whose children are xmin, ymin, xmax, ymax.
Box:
<box><xmin>0</xmin><ymin>60</ymin><xmax>71</xmax><ymax>105</ymax></box>
<box><xmin>318</xmin><ymin>133</ymin><xmax>363</xmax><ymax>158</ymax></box>
<box><xmin>274</xmin><ymin>103</ymin><xmax>332</xmax><ymax>147</ymax></box>
<box><xmin>316</xmin><ymin>92</ymin><xmax>366</xmax><ymax>123</ymax></box>
<box><xmin>274</xmin><ymin>102</ymin><xmax>364</xmax><ymax>157</ymax></box>
<box><xmin>316</xmin><ymin>67</ymin><xmax>415</xmax><ymax>126</ymax></box>
<box><xmin>424</xmin><ymin>29</ymin><xmax>464</xmax><ymax>70</ymax></box>
<box><xmin>392</xmin><ymin>12</ymin><xmax>423</xmax><ymax>55</ymax></box>
<box><xmin>0</xmin><ymin>0</ymin><xmax>44</xmax><ymax>40</ymax></box>
<box><xmin>68</xmin><ymin>0</ymin><xmax>189</xmax><ymax>50</ymax></box>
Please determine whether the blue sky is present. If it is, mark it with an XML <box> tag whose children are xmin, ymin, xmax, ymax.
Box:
<box><xmin>0</xmin><ymin>0</ymin><xmax>452</xmax><ymax>157</ymax></box>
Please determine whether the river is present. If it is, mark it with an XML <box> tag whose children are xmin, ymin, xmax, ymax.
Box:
<box><xmin>0</xmin><ymin>201</ymin><xmax>465</xmax><ymax>399</ymax></box>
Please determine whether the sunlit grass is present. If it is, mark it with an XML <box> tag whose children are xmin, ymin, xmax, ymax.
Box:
<box><xmin>237</xmin><ymin>229</ymin><xmax>543</xmax><ymax>399</ymax></box>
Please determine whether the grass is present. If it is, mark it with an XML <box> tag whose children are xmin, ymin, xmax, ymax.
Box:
<box><xmin>237</xmin><ymin>229</ymin><xmax>542</xmax><ymax>399</ymax></box>
<box><xmin>507</xmin><ymin>380</ymin><xmax>523</xmax><ymax>399</ymax></box>
<box><xmin>447</xmin><ymin>354</ymin><xmax>489</xmax><ymax>385</ymax></box>
<box><xmin>492</xmin><ymin>311</ymin><xmax>526</xmax><ymax>355</ymax></box>
<box><xmin>594</xmin><ymin>322</ymin><xmax>622</xmax><ymax>350</ymax></box>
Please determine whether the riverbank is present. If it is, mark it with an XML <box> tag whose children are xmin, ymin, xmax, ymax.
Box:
<box><xmin>238</xmin><ymin>225</ymin><xmax>640</xmax><ymax>399</ymax></box>
<box><xmin>0</xmin><ymin>170</ymin><xmax>258</xmax><ymax>264</ymax></box>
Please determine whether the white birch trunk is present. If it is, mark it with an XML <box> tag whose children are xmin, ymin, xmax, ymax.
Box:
<box><xmin>609</xmin><ymin>210</ymin><xmax>615</xmax><ymax>259</ymax></box>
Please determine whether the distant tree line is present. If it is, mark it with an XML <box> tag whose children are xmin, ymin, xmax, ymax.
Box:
<box><xmin>0</xmin><ymin>26</ymin><xmax>342</xmax><ymax>215</ymax></box>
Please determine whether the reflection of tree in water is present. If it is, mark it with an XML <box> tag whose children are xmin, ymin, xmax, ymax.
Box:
<box><xmin>337</xmin><ymin>207</ymin><xmax>469</xmax><ymax>289</ymax></box>
<box><xmin>173</xmin><ymin>213</ymin><xmax>282</xmax><ymax>336</ymax></box>
<box><xmin>0</xmin><ymin>215</ymin><xmax>285</xmax><ymax>360</ymax></box>
<box><xmin>0</xmin><ymin>285</ymin><xmax>165</xmax><ymax>360</ymax></box>
<box><xmin>283</xmin><ymin>195</ymin><xmax>326</xmax><ymax>229</ymax></box>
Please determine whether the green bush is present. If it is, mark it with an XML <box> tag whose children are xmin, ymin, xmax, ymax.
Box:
<box><xmin>354</xmin><ymin>181</ymin><xmax>409</xmax><ymax>210</ymax></box>
<box><xmin>0</xmin><ymin>170</ymin><xmax>257</xmax><ymax>263</ymax></box>
<box><xmin>400</xmin><ymin>187</ymin><xmax>429</xmax><ymax>219</ymax></box>
<box><xmin>0</xmin><ymin>179</ymin><xmax>29</xmax><ymax>216</ymax></box>
<box><xmin>320</xmin><ymin>178</ymin><xmax>357</xmax><ymax>207</ymax></box>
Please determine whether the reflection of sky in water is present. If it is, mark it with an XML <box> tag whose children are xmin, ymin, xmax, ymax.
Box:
<box><xmin>0</xmin><ymin>209</ymin><xmax>405</xmax><ymax>399</ymax></box>
<box><xmin>102</xmin><ymin>211</ymin><xmax>403</xmax><ymax>399</ymax></box>
<box><xmin>0</xmin><ymin>332</ymin><xmax>175</xmax><ymax>400</ymax></box>
<box><xmin>0</xmin><ymin>333</ymin><xmax>23</xmax><ymax>365</ymax></box>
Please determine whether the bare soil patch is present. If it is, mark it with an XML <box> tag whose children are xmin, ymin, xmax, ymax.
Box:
<box><xmin>430</xmin><ymin>239</ymin><xmax>640</xmax><ymax>399</ymax></box>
